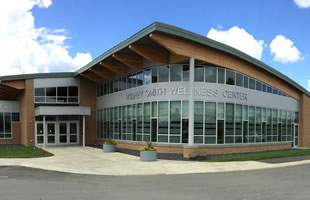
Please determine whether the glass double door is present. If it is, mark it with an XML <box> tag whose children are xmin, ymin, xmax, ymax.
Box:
<box><xmin>36</xmin><ymin>121</ymin><xmax>79</xmax><ymax>145</ymax></box>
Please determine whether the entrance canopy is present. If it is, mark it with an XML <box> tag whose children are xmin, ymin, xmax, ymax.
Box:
<box><xmin>35</xmin><ymin>106</ymin><xmax>91</xmax><ymax>116</ymax></box>
<box><xmin>35</xmin><ymin>106</ymin><xmax>91</xmax><ymax>148</ymax></box>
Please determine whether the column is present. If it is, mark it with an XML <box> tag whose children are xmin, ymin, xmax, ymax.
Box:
<box><xmin>43</xmin><ymin>115</ymin><xmax>46</xmax><ymax>148</ymax></box>
<box><xmin>83</xmin><ymin>115</ymin><xmax>86</xmax><ymax>147</ymax></box>
<box><xmin>188</xmin><ymin>57</ymin><xmax>195</xmax><ymax>145</ymax></box>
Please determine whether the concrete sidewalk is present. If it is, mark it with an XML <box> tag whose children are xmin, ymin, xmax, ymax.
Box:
<box><xmin>1</xmin><ymin>146</ymin><xmax>310</xmax><ymax>176</ymax></box>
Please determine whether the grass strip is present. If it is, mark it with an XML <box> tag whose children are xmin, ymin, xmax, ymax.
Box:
<box><xmin>0</xmin><ymin>147</ymin><xmax>53</xmax><ymax>158</ymax></box>
<box><xmin>205</xmin><ymin>149</ymin><xmax>310</xmax><ymax>162</ymax></box>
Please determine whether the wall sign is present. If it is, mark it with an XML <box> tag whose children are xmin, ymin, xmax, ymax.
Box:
<box><xmin>126</xmin><ymin>87</ymin><xmax>247</xmax><ymax>101</ymax></box>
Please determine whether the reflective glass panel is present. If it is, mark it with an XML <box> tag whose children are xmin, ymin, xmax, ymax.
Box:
<box><xmin>170</xmin><ymin>65</ymin><xmax>182</xmax><ymax>81</ymax></box>
<box><xmin>205</xmin><ymin>66</ymin><xmax>217</xmax><ymax>83</ymax></box>
<box><xmin>158</xmin><ymin>66</ymin><xmax>169</xmax><ymax>82</ymax></box>
<box><xmin>194</xmin><ymin>66</ymin><xmax>204</xmax><ymax>82</ymax></box>
<box><xmin>226</xmin><ymin>70</ymin><xmax>235</xmax><ymax>85</ymax></box>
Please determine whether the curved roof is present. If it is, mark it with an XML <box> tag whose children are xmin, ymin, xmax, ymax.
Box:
<box><xmin>0</xmin><ymin>22</ymin><xmax>309</xmax><ymax>96</ymax></box>
<box><xmin>75</xmin><ymin>22</ymin><xmax>310</xmax><ymax>97</ymax></box>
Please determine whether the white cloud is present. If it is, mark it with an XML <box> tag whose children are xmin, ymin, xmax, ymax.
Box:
<box><xmin>308</xmin><ymin>80</ymin><xmax>310</xmax><ymax>91</ymax></box>
<box><xmin>294</xmin><ymin>0</ymin><xmax>310</xmax><ymax>8</ymax></box>
<box><xmin>207</xmin><ymin>26</ymin><xmax>264</xmax><ymax>60</ymax></box>
<box><xmin>0</xmin><ymin>0</ymin><xmax>92</xmax><ymax>76</ymax></box>
<box><xmin>269</xmin><ymin>35</ymin><xmax>303</xmax><ymax>64</ymax></box>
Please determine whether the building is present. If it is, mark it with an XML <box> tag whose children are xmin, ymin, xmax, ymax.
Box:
<box><xmin>0</xmin><ymin>22</ymin><xmax>309</xmax><ymax>158</ymax></box>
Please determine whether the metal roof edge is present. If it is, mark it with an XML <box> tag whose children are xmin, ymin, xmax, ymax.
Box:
<box><xmin>0</xmin><ymin>72</ymin><xmax>76</xmax><ymax>82</ymax></box>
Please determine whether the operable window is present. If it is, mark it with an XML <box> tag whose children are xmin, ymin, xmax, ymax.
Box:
<box><xmin>35</xmin><ymin>86</ymin><xmax>79</xmax><ymax>104</ymax></box>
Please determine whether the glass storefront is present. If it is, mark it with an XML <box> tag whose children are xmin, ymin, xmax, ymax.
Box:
<box><xmin>97</xmin><ymin>101</ymin><xmax>298</xmax><ymax>145</ymax></box>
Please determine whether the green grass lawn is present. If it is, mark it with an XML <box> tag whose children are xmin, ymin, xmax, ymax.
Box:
<box><xmin>205</xmin><ymin>149</ymin><xmax>310</xmax><ymax>162</ymax></box>
<box><xmin>0</xmin><ymin>146</ymin><xmax>53</xmax><ymax>158</ymax></box>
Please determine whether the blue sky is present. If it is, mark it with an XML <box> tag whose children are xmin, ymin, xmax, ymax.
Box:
<box><xmin>1</xmin><ymin>0</ymin><xmax>309</xmax><ymax>90</ymax></box>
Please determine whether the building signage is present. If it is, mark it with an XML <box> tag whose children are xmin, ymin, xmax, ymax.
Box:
<box><xmin>126</xmin><ymin>87</ymin><xmax>247</xmax><ymax>101</ymax></box>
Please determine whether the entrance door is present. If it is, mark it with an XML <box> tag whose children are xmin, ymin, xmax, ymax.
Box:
<box><xmin>59</xmin><ymin>122</ymin><xmax>68</xmax><ymax>144</ymax></box>
<box><xmin>35</xmin><ymin>122</ymin><xmax>44</xmax><ymax>145</ymax></box>
<box><xmin>47</xmin><ymin>122</ymin><xmax>56</xmax><ymax>144</ymax></box>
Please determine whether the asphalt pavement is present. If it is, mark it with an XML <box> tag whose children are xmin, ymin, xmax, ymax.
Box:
<box><xmin>1</xmin><ymin>164</ymin><xmax>310</xmax><ymax>200</ymax></box>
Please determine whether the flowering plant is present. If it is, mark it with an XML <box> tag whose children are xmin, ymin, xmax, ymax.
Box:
<box><xmin>104</xmin><ymin>138</ymin><xmax>117</xmax><ymax>145</ymax></box>
<box><xmin>138</xmin><ymin>142</ymin><xmax>157</xmax><ymax>151</ymax></box>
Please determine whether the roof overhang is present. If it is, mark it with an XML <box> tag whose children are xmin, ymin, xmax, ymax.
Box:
<box><xmin>35</xmin><ymin>106</ymin><xmax>91</xmax><ymax>116</ymax></box>
<box><xmin>75</xmin><ymin>22</ymin><xmax>310</xmax><ymax>97</ymax></box>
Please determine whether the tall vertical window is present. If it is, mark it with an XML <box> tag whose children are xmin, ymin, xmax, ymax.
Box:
<box><xmin>256</xmin><ymin>81</ymin><xmax>262</xmax><ymax>91</ymax></box>
<box><xmin>170</xmin><ymin>101</ymin><xmax>181</xmax><ymax>143</ymax></box>
<box><xmin>137</xmin><ymin>103</ymin><xmax>143</xmax><ymax>141</ymax></box>
<box><xmin>243</xmin><ymin>76</ymin><xmax>249</xmax><ymax>88</ymax></box>
<box><xmin>144</xmin><ymin>69</ymin><xmax>151</xmax><ymax>85</ymax></box>
<box><xmin>127</xmin><ymin>105</ymin><xmax>132</xmax><ymax>137</ymax></box>
<box><xmin>183</xmin><ymin>65</ymin><xmax>189</xmax><ymax>81</ymax></box>
<box><xmin>143</xmin><ymin>103</ymin><xmax>151</xmax><ymax>141</ymax></box>
<box><xmin>236</xmin><ymin>73</ymin><xmax>243</xmax><ymax>87</ymax></box>
<box><xmin>0</xmin><ymin>113</ymin><xmax>4</xmax><ymax>139</ymax></box>
<box><xmin>205</xmin><ymin>66</ymin><xmax>217</xmax><ymax>83</ymax></box>
<box><xmin>170</xmin><ymin>65</ymin><xmax>182</xmax><ymax>82</ymax></box>
<box><xmin>235</xmin><ymin>104</ymin><xmax>242</xmax><ymax>143</ymax></box>
<box><xmin>137</xmin><ymin>72</ymin><xmax>143</xmax><ymax>86</ymax></box>
<box><xmin>151</xmin><ymin>68</ymin><xmax>158</xmax><ymax>83</ymax></box>
<box><xmin>194</xmin><ymin>101</ymin><xmax>203</xmax><ymax>143</ymax></box>
<box><xmin>158</xmin><ymin>101</ymin><xmax>168</xmax><ymax>142</ymax></box>
<box><xmin>256</xmin><ymin>107</ymin><xmax>262</xmax><ymax>142</ymax></box>
<box><xmin>205</xmin><ymin>102</ymin><xmax>216</xmax><ymax>144</ymax></box>
<box><xmin>122</xmin><ymin>77</ymin><xmax>127</xmax><ymax>90</ymax></box>
<box><xmin>226</xmin><ymin>70</ymin><xmax>235</xmax><ymax>85</ymax></box>
<box><xmin>122</xmin><ymin>106</ymin><xmax>126</xmax><ymax>140</ymax></box>
<box><xmin>249</xmin><ymin>106</ymin><xmax>255</xmax><ymax>143</ymax></box>
<box><xmin>249</xmin><ymin>78</ymin><xmax>255</xmax><ymax>90</ymax></box>
<box><xmin>217</xmin><ymin>68</ymin><xmax>225</xmax><ymax>84</ymax></box>
<box><xmin>225</xmin><ymin>103</ymin><xmax>234</xmax><ymax>143</ymax></box>
<box><xmin>182</xmin><ymin>101</ymin><xmax>189</xmax><ymax>143</ymax></box>
<box><xmin>194</xmin><ymin>66</ymin><xmax>204</xmax><ymax>82</ymax></box>
<box><xmin>158</xmin><ymin>66</ymin><xmax>169</xmax><ymax>82</ymax></box>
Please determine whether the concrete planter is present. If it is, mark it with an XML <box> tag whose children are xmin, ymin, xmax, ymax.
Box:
<box><xmin>103</xmin><ymin>144</ymin><xmax>116</xmax><ymax>152</ymax></box>
<box><xmin>140</xmin><ymin>150</ymin><xmax>157</xmax><ymax>161</ymax></box>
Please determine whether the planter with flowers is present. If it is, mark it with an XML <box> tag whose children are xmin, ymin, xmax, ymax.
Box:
<box><xmin>103</xmin><ymin>138</ymin><xmax>117</xmax><ymax>152</ymax></box>
<box><xmin>138</xmin><ymin>142</ymin><xmax>157</xmax><ymax>161</ymax></box>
